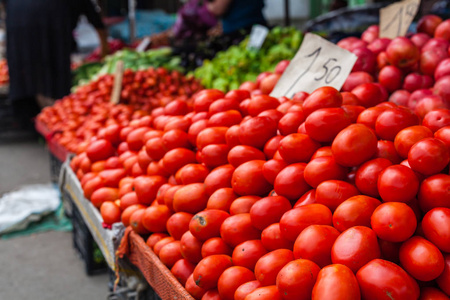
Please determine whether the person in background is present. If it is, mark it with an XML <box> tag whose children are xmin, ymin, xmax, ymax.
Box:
<box><xmin>4</xmin><ymin>0</ymin><xmax>108</xmax><ymax>129</ymax></box>
<box><xmin>207</xmin><ymin>0</ymin><xmax>267</xmax><ymax>36</ymax></box>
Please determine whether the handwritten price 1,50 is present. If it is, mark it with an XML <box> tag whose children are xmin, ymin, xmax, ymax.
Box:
<box><xmin>284</xmin><ymin>47</ymin><xmax>343</xmax><ymax>98</ymax></box>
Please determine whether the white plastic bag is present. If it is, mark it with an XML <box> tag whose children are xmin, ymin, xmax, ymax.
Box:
<box><xmin>0</xmin><ymin>184</ymin><xmax>60</xmax><ymax>234</ymax></box>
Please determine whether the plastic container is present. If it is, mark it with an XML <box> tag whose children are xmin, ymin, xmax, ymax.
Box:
<box><xmin>71</xmin><ymin>199</ymin><xmax>108</xmax><ymax>275</ymax></box>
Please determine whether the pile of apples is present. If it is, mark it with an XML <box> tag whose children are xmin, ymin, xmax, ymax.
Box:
<box><xmin>36</xmin><ymin>68</ymin><xmax>201</xmax><ymax>153</ymax></box>
<box><xmin>65</xmin><ymin>14</ymin><xmax>450</xmax><ymax>300</ymax></box>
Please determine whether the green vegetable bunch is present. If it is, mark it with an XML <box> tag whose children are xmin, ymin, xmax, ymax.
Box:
<box><xmin>192</xmin><ymin>26</ymin><xmax>303</xmax><ymax>91</ymax></box>
<box><xmin>72</xmin><ymin>48</ymin><xmax>184</xmax><ymax>88</ymax></box>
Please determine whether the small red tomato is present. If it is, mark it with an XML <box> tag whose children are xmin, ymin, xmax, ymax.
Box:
<box><xmin>279</xmin><ymin>204</ymin><xmax>332</xmax><ymax>242</ymax></box>
<box><xmin>254</xmin><ymin>249</ymin><xmax>294</xmax><ymax>286</ymax></box>
<box><xmin>332</xmin><ymin>124</ymin><xmax>378</xmax><ymax>167</ymax></box>
<box><xmin>437</xmin><ymin>254</ymin><xmax>450</xmax><ymax>296</ymax></box>
<box><xmin>302</xmin><ymin>86</ymin><xmax>343</xmax><ymax>117</ymax></box>
<box><xmin>304</xmin><ymin>157</ymin><xmax>348</xmax><ymax>188</ymax></box>
<box><xmin>315</xmin><ymin>180</ymin><xmax>359</xmax><ymax>212</ymax></box>
<box><xmin>276</xmin><ymin>259</ymin><xmax>321</xmax><ymax>300</ymax></box>
<box><xmin>408</xmin><ymin>137</ymin><xmax>450</xmax><ymax>176</ymax></box>
<box><xmin>375</xmin><ymin>107</ymin><xmax>419</xmax><ymax>141</ymax></box>
<box><xmin>422</xmin><ymin>207</ymin><xmax>450</xmax><ymax>253</ymax></box>
<box><xmin>294</xmin><ymin>225</ymin><xmax>340</xmax><ymax>268</ymax></box>
<box><xmin>305</xmin><ymin>108</ymin><xmax>352</xmax><ymax>142</ymax></box>
<box><xmin>418</xmin><ymin>174</ymin><xmax>450</xmax><ymax>212</ymax></box>
<box><xmin>312</xmin><ymin>264</ymin><xmax>361</xmax><ymax>300</ymax></box>
<box><xmin>371</xmin><ymin>202</ymin><xmax>417</xmax><ymax>242</ymax></box>
<box><xmin>250</xmin><ymin>196</ymin><xmax>292</xmax><ymax>230</ymax></box>
<box><xmin>333</xmin><ymin>195</ymin><xmax>381</xmax><ymax>232</ymax></box>
<box><xmin>394</xmin><ymin>125</ymin><xmax>434</xmax><ymax>159</ymax></box>
<box><xmin>355</xmin><ymin>158</ymin><xmax>392</xmax><ymax>198</ymax></box>
<box><xmin>377</xmin><ymin>165</ymin><xmax>419</xmax><ymax>203</ymax></box>
<box><xmin>193</xmin><ymin>255</ymin><xmax>233</xmax><ymax>290</ymax></box>
<box><xmin>399</xmin><ymin>236</ymin><xmax>445</xmax><ymax>281</ymax></box>
<box><xmin>356</xmin><ymin>259</ymin><xmax>420</xmax><ymax>300</ymax></box>
<box><xmin>331</xmin><ymin>226</ymin><xmax>381</xmax><ymax>273</ymax></box>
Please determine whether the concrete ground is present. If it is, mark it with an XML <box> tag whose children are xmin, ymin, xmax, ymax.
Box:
<box><xmin>0</xmin><ymin>134</ymin><xmax>109</xmax><ymax>300</ymax></box>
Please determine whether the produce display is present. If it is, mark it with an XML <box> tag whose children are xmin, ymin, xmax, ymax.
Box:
<box><xmin>73</xmin><ymin>48</ymin><xmax>184</xmax><ymax>88</ymax></box>
<box><xmin>72</xmin><ymin>62</ymin><xmax>103</xmax><ymax>87</ymax></box>
<box><xmin>193</xmin><ymin>26</ymin><xmax>303</xmax><ymax>91</ymax></box>
<box><xmin>85</xmin><ymin>39</ymin><xmax>127</xmax><ymax>63</ymax></box>
<box><xmin>172</xmin><ymin>29</ymin><xmax>248</xmax><ymax>72</ymax></box>
<box><xmin>42</xmin><ymin>12</ymin><xmax>450</xmax><ymax>300</ymax></box>
<box><xmin>37</xmin><ymin>67</ymin><xmax>201</xmax><ymax>153</ymax></box>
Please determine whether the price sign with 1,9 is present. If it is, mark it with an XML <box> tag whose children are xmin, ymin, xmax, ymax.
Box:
<box><xmin>379</xmin><ymin>0</ymin><xmax>420</xmax><ymax>39</ymax></box>
<box><xmin>270</xmin><ymin>33</ymin><xmax>357</xmax><ymax>98</ymax></box>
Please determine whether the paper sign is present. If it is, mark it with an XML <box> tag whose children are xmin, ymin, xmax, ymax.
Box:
<box><xmin>136</xmin><ymin>37</ymin><xmax>151</xmax><ymax>52</ymax></box>
<box><xmin>110</xmin><ymin>60</ymin><xmax>124</xmax><ymax>104</ymax></box>
<box><xmin>247</xmin><ymin>25</ymin><xmax>269</xmax><ymax>50</ymax></box>
<box><xmin>270</xmin><ymin>33</ymin><xmax>358</xmax><ymax>98</ymax></box>
<box><xmin>379</xmin><ymin>0</ymin><xmax>420</xmax><ymax>39</ymax></box>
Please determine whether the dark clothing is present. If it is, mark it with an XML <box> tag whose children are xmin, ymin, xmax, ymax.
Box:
<box><xmin>5</xmin><ymin>0</ymin><xmax>104</xmax><ymax>101</ymax></box>
<box><xmin>222</xmin><ymin>0</ymin><xmax>266</xmax><ymax>34</ymax></box>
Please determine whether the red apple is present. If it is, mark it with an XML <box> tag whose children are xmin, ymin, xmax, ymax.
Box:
<box><xmin>389</xmin><ymin>90</ymin><xmax>410</xmax><ymax>106</ymax></box>
<box><xmin>415</xmin><ymin>95</ymin><xmax>446</xmax><ymax>119</ymax></box>
<box><xmin>411</xmin><ymin>33</ymin><xmax>431</xmax><ymax>49</ymax></box>
<box><xmin>351</xmin><ymin>47</ymin><xmax>377</xmax><ymax>74</ymax></box>
<box><xmin>420</xmin><ymin>48</ymin><xmax>448</xmax><ymax>76</ymax></box>
<box><xmin>274</xmin><ymin>60</ymin><xmax>290</xmax><ymax>74</ymax></box>
<box><xmin>417</xmin><ymin>14</ymin><xmax>443</xmax><ymax>36</ymax></box>
<box><xmin>435</xmin><ymin>19</ymin><xmax>450</xmax><ymax>41</ymax></box>
<box><xmin>434</xmin><ymin>125</ymin><xmax>450</xmax><ymax>150</ymax></box>
<box><xmin>408</xmin><ymin>89</ymin><xmax>433</xmax><ymax>110</ymax></box>
<box><xmin>433</xmin><ymin>75</ymin><xmax>450</xmax><ymax>106</ymax></box>
<box><xmin>434</xmin><ymin>58</ymin><xmax>450</xmax><ymax>80</ymax></box>
<box><xmin>368</xmin><ymin>38</ymin><xmax>391</xmax><ymax>56</ymax></box>
<box><xmin>342</xmin><ymin>71</ymin><xmax>374</xmax><ymax>92</ymax></box>
<box><xmin>386</xmin><ymin>37</ymin><xmax>420</xmax><ymax>69</ymax></box>
<box><xmin>361</xmin><ymin>25</ymin><xmax>379</xmax><ymax>43</ymax></box>
<box><xmin>423</xmin><ymin>109</ymin><xmax>450</xmax><ymax>132</ymax></box>
<box><xmin>377</xmin><ymin>51</ymin><xmax>390</xmax><ymax>70</ymax></box>
<box><xmin>403</xmin><ymin>73</ymin><xmax>432</xmax><ymax>92</ymax></box>
<box><xmin>378</xmin><ymin>65</ymin><xmax>403</xmax><ymax>92</ymax></box>
<box><xmin>422</xmin><ymin>38</ymin><xmax>449</xmax><ymax>53</ymax></box>
<box><xmin>337</xmin><ymin>37</ymin><xmax>367</xmax><ymax>51</ymax></box>
<box><xmin>422</xmin><ymin>74</ymin><xmax>434</xmax><ymax>88</ymax></box>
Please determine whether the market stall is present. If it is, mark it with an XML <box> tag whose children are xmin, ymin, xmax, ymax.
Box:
<box><xmin>22</xmin><ymin>0</ymin><xmax>450</xmax><ymax>299</ymax></box>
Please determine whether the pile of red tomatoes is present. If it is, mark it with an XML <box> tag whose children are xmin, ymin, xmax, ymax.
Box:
<box><xmin>62</xmin><ymin>13</ymin><xmax>450</xmax><ymax>300</ymax></box>
<box><xmin>36</xmin><ymin>68</ymin><xmax>201</xmax><ymax>153</ymax></box>
<box><xmin>70</xmin><ymin>78</ymin><xmax>450</xmax><ymax>299</ymax></box>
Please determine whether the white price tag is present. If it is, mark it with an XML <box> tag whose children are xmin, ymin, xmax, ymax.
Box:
<box><xmin>247</xmin><ymin>25</ymin><xmax>269</xmax><ymax>50</ymax></box>
<box><xmin>270</xmin><ymin>33</ymin><xmax>358</xmax><ymax>98</ymax></box>
<box><xmin>136</xmin><ymin>37</ymin><xmax>151</xmax><ymax>52</ymax></box>
<box><xmin>379</xmin><ymin>0</ymin><xmax>421</xmax><ymax>39</ymax></box>
<box><xmin>110</xmin><ymin>60</ymin><xmax>124</xmax><ymax>104</ymax></box>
